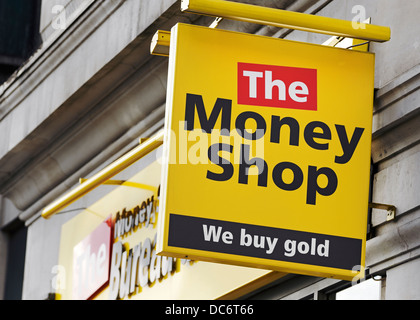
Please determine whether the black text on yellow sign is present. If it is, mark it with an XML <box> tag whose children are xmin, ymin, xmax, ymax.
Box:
<box><xmin>184</xmin><ymin>93</ymin><xmax>365</xmax><ymax>205</ymax></box>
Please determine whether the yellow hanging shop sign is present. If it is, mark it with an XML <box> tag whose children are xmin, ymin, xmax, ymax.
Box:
<box><xmin>157</xmin><ymin>23</ymin><xmax>375</xmax><ymax>281</ymax></box>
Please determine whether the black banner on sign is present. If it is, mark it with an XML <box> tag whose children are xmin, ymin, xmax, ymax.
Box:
<box><xmin>168</xmin><ymin>214</ymin><xmax>362</xmax><ymax>271</ymax></box>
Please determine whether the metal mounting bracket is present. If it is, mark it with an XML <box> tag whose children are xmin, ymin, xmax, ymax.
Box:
<box><xmin>369</xmin><ymin>202</ymin><xmax>397</xmax><ymax>221</ymax></box>
<box><xmin>150</xmin><ymin>30</ymin><xmax>171</xmax><ymax>57</ymax></box>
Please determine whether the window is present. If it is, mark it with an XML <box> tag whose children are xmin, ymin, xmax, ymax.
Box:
<box><xmin>334</xmin><ymin>278</ymin><xmax>383</xmax><ymax>300</ymax></box>
<box><xmin>0</xmin><ymin>0</ymin><xmax>42</xmax><ymax>83</ymax></box>
<box><xmin>3</xmin><ymin>222</ymin><xmax>28</xmax><ymax>300</ymax></box>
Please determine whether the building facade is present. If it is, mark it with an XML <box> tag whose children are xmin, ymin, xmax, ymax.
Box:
<box><xmin>0</xmin><ymin>0</ymin><xmax>419</xmax><ymax>300</ymax></box>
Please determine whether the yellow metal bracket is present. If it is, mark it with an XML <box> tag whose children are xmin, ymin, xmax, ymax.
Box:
<box><xmin>150</xmin><ymin>16</ymin><xmax>223</xmax><ymax>57</ymax></box>
<box><xmin>150</xmin><ymin>8</ymin><xmax>385</xmax><ymax>57</ymax></box>
<box><xmin>369</xmin><ymin>202</ymin><xmax>397</xmax><ymax>221</ymax></box>
<box><xmin>150</xmin><ymin>30</ymin><xmax>171</xmax><ymax>57</ymax></box>
<box><xmin>181</xmin><ymin>0</ymin><xmax>390</xmax><ymax>42</ymax></box>
<box><xmin>41</xmin><ymin>131</ymin><xmax>164</xmax><ymax>219</ymax></box>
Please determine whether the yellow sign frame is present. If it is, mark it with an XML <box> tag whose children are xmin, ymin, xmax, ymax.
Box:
<box><xmin>157</xmin><ymin>23</ymin><xmax>375</xmax><ymax>281</ymax></box>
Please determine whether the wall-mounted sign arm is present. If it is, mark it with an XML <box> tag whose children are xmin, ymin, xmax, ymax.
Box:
<box><xmin>41</xmin><ymin>131</ymin><xmax>164</xmax><ymax>219</ymax></box>
<box><xmin>181</xmin><ymin>0</ymin><xmax>390</xmax><ymax>42</ymax></box>
<box><xmin>150</xmin><ymin>30</ymin><xmax>171</xmax><ymax>57</ymax></box>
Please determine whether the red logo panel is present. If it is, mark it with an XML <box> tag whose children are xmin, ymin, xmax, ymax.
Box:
<box><xmin>238</xmin><ymin>62</ymin><xmax>317</xmax><ymax>111</ymax></box>
<box><xmin>73</xmin><ymin>216</ymin><xmax>112</xmax><ymax>300</ymax></box>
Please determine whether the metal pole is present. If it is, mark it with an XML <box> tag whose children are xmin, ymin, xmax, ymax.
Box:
<box><xmin>181</xmin><ymin>0</ymin><xmax>391</xmax><ymax>42</ymax></box>
<box><xmin>41</xmin><ymin>131</ymin><xmax>164</xmax><ymax>219</ymax></box>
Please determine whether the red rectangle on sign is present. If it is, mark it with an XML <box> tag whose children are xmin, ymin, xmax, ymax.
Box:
<box><xmin>238</xmin><ymin>62</ymin><xmax>317</xmax><ymax>111</ymax></box>
<box><xmin>73</xmin><ymin>216</ymin><xmax>112</xmax><ymax>300</ymax></box>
